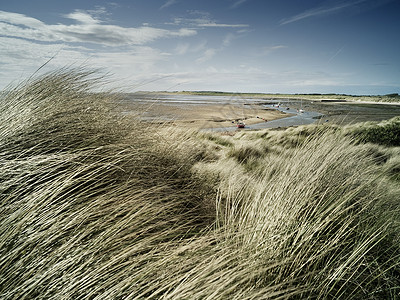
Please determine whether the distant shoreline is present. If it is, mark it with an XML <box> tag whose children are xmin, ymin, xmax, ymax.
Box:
<box><xmin>141</xmin><ymin>91</ymin><xmax>400</xmax><ymax>104</ymax></box>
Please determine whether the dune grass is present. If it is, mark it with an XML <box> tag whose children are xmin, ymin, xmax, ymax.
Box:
<box><xmin>1</xmin><ymin>69</ymin><xmax>399</xmax><ymax>299</ymax></box>
<box><xmin>348</xmin><ymin>117</ymin><xmax>400</xmax><ymax>147</ymax></box>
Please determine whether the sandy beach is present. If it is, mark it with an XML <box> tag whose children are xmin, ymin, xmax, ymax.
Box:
<box><xmin>124</xmin><ymin>101</ymin><xmax>292</xmax><ymax>129</ymax></box>
<box><xmin>120</xmin><ymin>93</ymin><xmax>400</xmax><ymax>131</ymax></box>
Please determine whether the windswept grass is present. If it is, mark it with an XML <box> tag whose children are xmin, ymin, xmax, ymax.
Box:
<box><xmin>1</xmin><ymin>69</ymin><xmax>399</xmax><ymax>299</ymax></box>
<box><xmin>213</xmin><ymin>132</ymin><xmax>400</xmax><ymax>299</ymax></box>
<box><xmin>349</xmin><ymin>117</ymin><xmax>400</xmax><ymax>147</ymax></box>
<box><xmin>0</xmin><ymin>69</ymin><xmax>215</xmax><ymax>299</ymax></box>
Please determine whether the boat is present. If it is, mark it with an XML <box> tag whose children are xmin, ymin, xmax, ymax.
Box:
<box><xmin>298</xmin><ymin>99</ymin><xmax>305</xmax><ymax>113</ymax></box>
<box><xmin>236</xmin><ymin>122</ymin><xmax>245</xmax><ymax>128</ymax></box>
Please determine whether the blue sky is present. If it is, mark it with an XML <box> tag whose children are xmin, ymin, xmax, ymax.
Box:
<box><xmin>1</xmin><ymin>0</ymin><xmax>399</xmax><ymax>94</ymax></box>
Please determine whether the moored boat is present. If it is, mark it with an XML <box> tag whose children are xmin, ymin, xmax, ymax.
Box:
<box><xmin>236</xmin><ymin>122</ymin><xmax>245</xmax><ymax>128</ymax></box>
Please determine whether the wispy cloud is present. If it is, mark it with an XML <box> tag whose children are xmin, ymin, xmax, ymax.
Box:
<box><xmin>0</xmin><ymin>36</ymin><xmax>89</xmax><ymax>85</ymax></box>
<box><xmin>280</xmin><ymin>0</ymin><xmax>367</xmax><ymax>25</ymax></box>
<box><xmin>175</xmin><ymin>43</ymin><xmax>190</xmax><ymax>55</ymax></box>
<box><xmin>198</xmin><ymin>22</ymin><xmax>249</xmax><ymax>28</ymax></box>
<box><xmin>0</xmin><ymin>9</ymin><xmax>196</xmax><ymax>46</ymax></box>
<box><xmin>0</xmin><ymin>35</ymin><xmax>172</xmax><ymax>90</ymax></box>
<box><xmin>171</xmin><ymin>17</ymin><xmax>249</xmax><ymax>28</ymax></box>
<box><xmin>160</xmin><ymin>0</ymin><xmax>179</xmax><ymax>10</ymax></box>
<box><xmin>230</xmin><ymin>0</ymin><xmax>249</xmax><ymax>9</ymax></box>
<box><xmin>174</xmin><ymin>40</ymin><xmax>210</xmax><ymax>57</ymax></box>
<box><xmin>0</xmin><ymin>37</ymin><xmax>77</xmax><ymax>66</ymax></box>
<box><xmin>328</xmin><ymin>45</ymin><xmax>345</xmax><ymax>62</ymax></box>
<box><xmin>196</xmin><ymin>48</ymin><xmax>217</xmax><ymax>63</ymax></box>
<box><xmin>94</xmin><ymin>46</ymin><xmax>170</xmax><ymax>72</ymax></box>
<box><xmin>260</xmin><ymin>45</ymin><xmax>288</xmax><ymax>55</ymax></box>
<box><xmin>64</xmin><ymin>10</ymin><xmax>102</xmax><ymax>25</ymax></box>
<box><xmin>223</xmin><ymin>33</ymin><xmax>235</xmax><ymax>47</ymax></box>
<box><xmin>0</xmin><ymin>10</ymin><xmax>44</xmax><ymax>28</ymax></box>
<box><xmin>222</xmin><ymin>30</ymin><xmax>249</xmax><ymax>47</ymax></box>
<box><xmin>0</xmin><ymin>8</ymin><xmax>198</xmax><ymax>89</ymax></box>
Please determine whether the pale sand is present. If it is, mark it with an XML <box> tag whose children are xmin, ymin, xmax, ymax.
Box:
<box><xmin>125</xmin><ymin>102</ymin><xmax>292</xmax><ymax>129</ymax></box>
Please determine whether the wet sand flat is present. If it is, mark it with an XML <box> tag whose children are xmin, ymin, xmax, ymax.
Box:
<box><xmin>123</xmin><ymin>101</ymin><xmax>291</xmax><ymax>129</ymax></box>
<box><xmin>120</xmin><ymin>93</ymin><xmax>400</xmax><ymax>130</ymax></box>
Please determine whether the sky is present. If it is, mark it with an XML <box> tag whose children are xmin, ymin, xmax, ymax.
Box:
<box><xmin>1</xmin><ymin>0</ymin><xmax>399</xmax><ymax>94</ymax></box>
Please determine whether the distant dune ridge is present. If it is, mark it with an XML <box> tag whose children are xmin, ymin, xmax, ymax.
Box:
<box><xmin>0</xmin><ymin>68</ymin><xmax>399</xmax><ymax>299</ymax></box>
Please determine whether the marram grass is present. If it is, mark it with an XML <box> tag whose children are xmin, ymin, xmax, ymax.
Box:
<box><xmin>1</xmin><ymin>69</ymin><xmax>399</xmax><ymax>299</ymax></box>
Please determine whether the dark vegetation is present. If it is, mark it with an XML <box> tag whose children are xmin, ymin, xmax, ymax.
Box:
<box><xmin>351</xmin><ymin>117</ymin><xmax>400</xmax><ymax>146</ymax></box>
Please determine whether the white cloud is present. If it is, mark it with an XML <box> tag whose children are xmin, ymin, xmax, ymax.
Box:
<box><xmin>0</xmin><ymin>37</ymin><xmax>89</xmax><ymax>66</ymax></box>
<box><xmin>0</xmin><ymin>10</ymin><xmax>45</xmax><ymax>28</ymax></box>
<box><xmin>0</xmin><ymin>10</ymin><xmax>197</xmax><ymax>46</ymax></box>
<box><xmin>0</xmin><ymin>8</ymin><xmax>203</xmax><ymax>90</ymax></box>
<box><xmin>64</xmin><ymin>10</ymin><xmax>102</xmax><ymax>25</ymax></box>
<box><xmin>0</xmin><ymin>37</ymin><xmax>171</xmax><ymax>90</ymax></box>
<box><xmin>0</xmin><ymin>37</ymin><xmax>90</xmax><ymax>87</ymax></box>
<box><xmin>0</xmin><ymin>22</ymin><xmax>54</xmax><ymax>42</ymax></box>
<box><xmin>51</xmin><ymin>24</ymin><xmax>196</xmax><ymax>46</ymax></box>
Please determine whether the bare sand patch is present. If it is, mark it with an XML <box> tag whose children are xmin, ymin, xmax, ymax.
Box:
<box><xmin>125</xmin><ymin>102</ymin><xmax>291</xmax><ymax>129</ymax></box>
